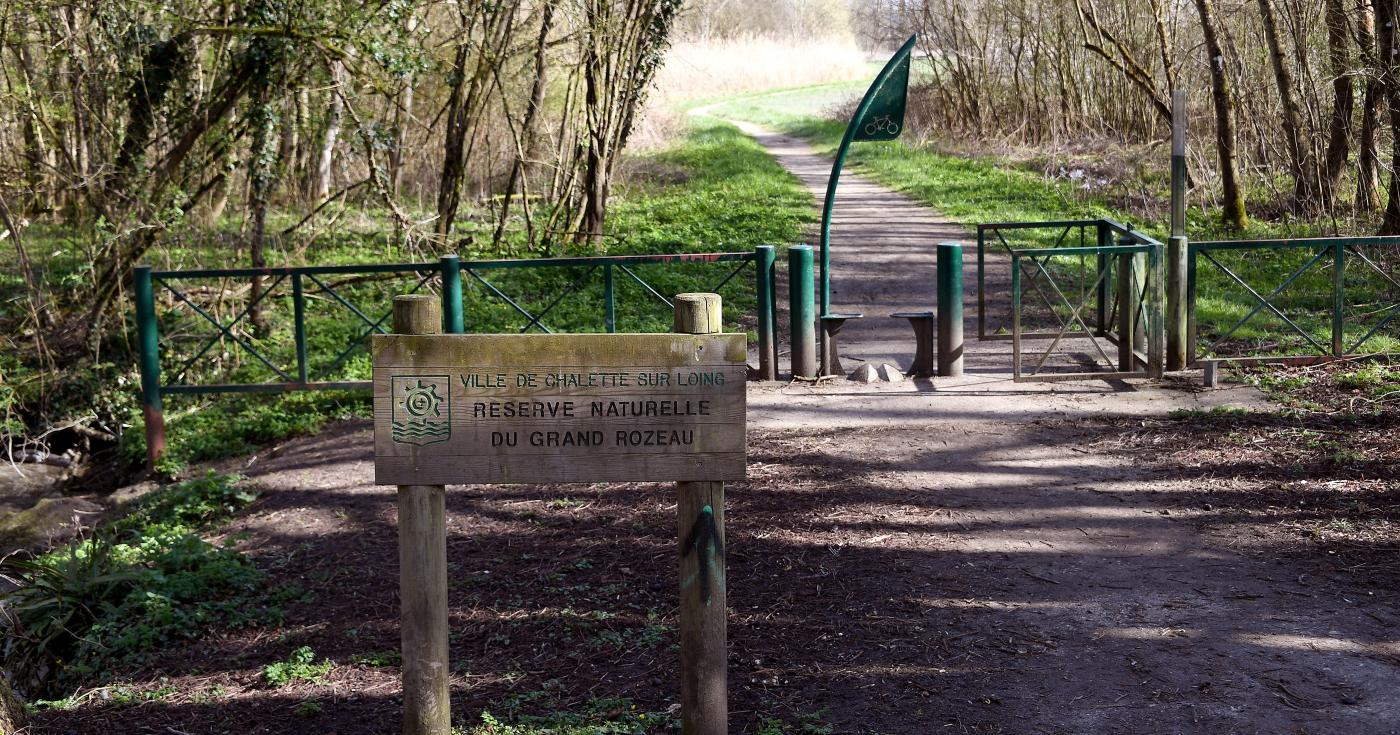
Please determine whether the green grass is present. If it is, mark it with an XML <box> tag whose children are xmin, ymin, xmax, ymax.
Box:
<box><xmin>699</xmin><ymin>94</ymin><xmax>1117</xmax><ymax>233</ymax></box>
<box><xmin>1335</xmin><ymin>361</ymin><xmax>1400</xmax><ymax>397</ymax></box>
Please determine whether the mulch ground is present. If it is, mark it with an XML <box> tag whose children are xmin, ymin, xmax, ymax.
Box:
<box><xmin>27</xmin><ymin>365</ymin><xmax>1400</xmax><ymax>735</ymax></box>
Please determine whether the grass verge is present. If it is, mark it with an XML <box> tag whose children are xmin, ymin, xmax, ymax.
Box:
<box><xmin>702</xmin><ymin>91</ymin><xmax>1400</xmax><ymax>359</ymax></box>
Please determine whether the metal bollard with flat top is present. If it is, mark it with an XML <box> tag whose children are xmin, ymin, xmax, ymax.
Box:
<box><xmin>820</xmin><ymin>313</ymin><xmax>863</xmax><ymax>376</ymax></box>
<box><xmin>891</xmin><ymin>311</ymin><xmax>936</xmax><ymax>377</ymax></box>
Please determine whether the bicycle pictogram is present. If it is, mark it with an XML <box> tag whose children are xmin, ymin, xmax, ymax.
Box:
<box><xmin>864</xmin><ymin>115</ymin><xmax>900</xmax><ymax>136</ymax></box>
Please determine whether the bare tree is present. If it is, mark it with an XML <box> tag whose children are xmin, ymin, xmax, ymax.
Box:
<box><xmin>1195</xmin><ymin>0</ymin><xmax>1249</xmax><ymax>229</ymax></box>
<box><xmin>1257</xmin><ymin>0</ymin><xmax>1317</xmax><ymax>207</ymax></box>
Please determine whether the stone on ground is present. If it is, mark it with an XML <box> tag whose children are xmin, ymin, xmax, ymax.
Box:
<box><xmin>848</xmin><ymin>363</ymin><xmax>877</xmax><ymax>382</ymax></box>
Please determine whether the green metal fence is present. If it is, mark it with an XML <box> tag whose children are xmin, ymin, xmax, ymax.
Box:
<box><xmin>133</xmin><ymin>247</ymin><xmax>779</xmax><ymax>467</ymax></box>
<box><xmin>1187</xmin><ymin>236</ymin><xmax>1400</xmax><ymax>366</ymax></box>
<box><xmin>1006</xmin><ymin>234</ymin><xmax>1164</xmax><ymax>382</ymax></box>
<box><xmin>978</xmin><ymin>218</ymin><xmax>1150</xmax><ymax>340</ymax></box>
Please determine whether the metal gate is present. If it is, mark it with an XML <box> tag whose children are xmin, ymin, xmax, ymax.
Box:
<box><xmin>979</xmin><ymin>219</ymin><xmax>1164</xmax><ymax>382</ymax></box>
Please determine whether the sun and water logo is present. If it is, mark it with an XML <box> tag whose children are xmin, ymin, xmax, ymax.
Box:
<box><xmin>390</xmin><ymin>375</ymin><xmax>451</xmax><ymax>446</ymax></box>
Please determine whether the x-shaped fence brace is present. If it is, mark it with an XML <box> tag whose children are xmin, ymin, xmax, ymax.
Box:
<box><xmin>1015</xmin><ymin>254</ymin><xmax>1122</xmax><ymax>375</ymax></box>
<box><xmin>1339</xmin><ymin>246</ymin><xmax>1400</xmax><ymax>353</ymax></box>
<box><xmin>159</xmin><ymin>268</ymin><xmax>437</xmax><ymax>388</ymax></box>
<box><xmin>992</xmin><ymin>225</ymin><xmax>1095</xmax><ymax>336</ymax></box>
<box><xmin>1197</xmin><ymin>242</ymin><xmax>1400</xmax><ymax>358</ymax></box>
<box><xmin>463</xmin><ymin>259</ymin><xmax>754</xmax><ymax>335</ymax></box>
<box><xmin>305</xmin><ymin>270</ymin><xmax>437</xmax><ymax>378</ymax></box>
<box><xmin>157</xmin><ymin>256</ymin><xmax>757</xmax><ymax>389</ymax></box>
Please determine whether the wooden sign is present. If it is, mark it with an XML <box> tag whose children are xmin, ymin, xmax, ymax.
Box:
<box><xmin>372</xmin><ymin>333</ymin><xmax>747</xmax><ymax>485</ymax></box>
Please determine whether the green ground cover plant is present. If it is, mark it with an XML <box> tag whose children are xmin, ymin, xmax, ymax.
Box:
<box><xmin>0</xmin><ymin>473</ymin><xmax>268</xmax><ymax>699</ymax></box>
<box><xmin>263</xmin><ymin>646</ymin><xmax>333</xmax><ymax>687</ymax></box>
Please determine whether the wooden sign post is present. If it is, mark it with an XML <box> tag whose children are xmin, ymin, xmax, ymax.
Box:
<box><xmin>375</xmin><ymin>293</ymin><xmax>744</xmax><ymax>735</ymax></box>
<box><xmin>391</xmin><ymin>296</ymin><xmax>451</xmax><ymax>735</ymax></box>
<box><xmin>673</xmin><ymin>294</ymin><xmax>728</xmax><ymax>734</ymax></box>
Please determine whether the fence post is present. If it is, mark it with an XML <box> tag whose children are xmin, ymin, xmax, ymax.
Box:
<box><xmin>1332</xmin><ymin>243</ymin><xmax>1345</xmax><ymax>356</ymax></box>
<box><xmin>1149</xmin><ymin>244</ymin><xmax>1166</xmax><ymax>378</ymax></box>
<box><xmin>673</xmin><ymin>293</ymin><xmax>728</xmax><ymax>735</ymax></box>
<box><xmin>604</xmin><ymin>263</ymin><xmax>617</xmax><ymax>333</ymax></box>
<box><xmin>1167</xmin><ymin>90</ymin><xmax>1189</xmax><ymax>371</ymax></box>
<box><xmin>1095</xmin><ymin>223</ymin><xmax>1109</xmax><ymax>336</ymax></box>
<box><xmin>976</xmin><ymin>227</ymin><xmax>986</xmax><ymax>339</ymax></box>
<box><xmin>1131</xmin><ymin>241</ymin><xmax>1148</xmax><ymax>361</ymax></box>
<box><xmin>1117</xmin><ymin>250</ymin><xmax>1135</xmax><ymax>372</ymax></box>
<box><xmin>134</xmin><ymin>265</ymin><xmax>166</xmax><ymax>470</ymax></box>
<box><xmin>1186</xmin><ymin>242</ymin><xmax>1199</xmax><ymax>367</ymax></box>
<box><xmin>1170</xmin><ymin>90</ymin><xmax>1188</xmax><ymax>237</ymax></box>
<box><xmin>754</xmin><ymin>246</ymin><xmax>778</xmax><ymax>380</ymax></box>
<box><xmin>439</xmin><ymin>255</ymin><xmax>464</xmax><ymax>334</ymax></box>
<box><xmin>1011</xmin><ymin>254</ymin><xmax>1022</xmax><ymax>380</ymax></box>
<box><xmin>1167</xmin><ymin>235</ymin><xmax>1188</xmax><ymax>371</ymax></box>
<box><xmin>789</xmin><ymin>245</ymin><xmax>817</xmax><ymax>378</ymax></box>
<box><xmin>393</xmin><ymin>295</ymin><xmax>451</xmax><ymax>735</ymax></box>
<box><xmin>937</xmin><ymin>242</ymin><xmax>964</xmax><ymax>377</ymax></box>
<box><xmin>293</xmin><ymin>272</ymin><xmax>308</xmax><ymax>385</ymax></box>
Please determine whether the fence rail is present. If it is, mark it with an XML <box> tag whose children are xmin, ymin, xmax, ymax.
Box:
<box><xmin>134</xmin><ymin>247</ymin><xmax>779</xmax><ymax>467</ymax></box>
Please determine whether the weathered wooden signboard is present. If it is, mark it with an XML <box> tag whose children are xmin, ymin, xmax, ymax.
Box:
<box><xmin>375</xmin><ymin>294</ymin><xmax>740</xmax><ymax>735</ymax></box>
<box><xmin>372</xmin><ymin>333</ymin><xmax>747</xmax><ymax>485</ymax></box>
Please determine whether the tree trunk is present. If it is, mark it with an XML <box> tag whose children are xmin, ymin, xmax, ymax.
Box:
<box><xmin>248</xmin><ymin>92</ymin><xmax>277</xmax><ymax>336</ymax></box>
<box><xmin>1194</xmin><ymin>0</ymin><xmax>1249</xmax><ymax>229</ymax></box>
<box><xmin>579</xmin><ymin>1</ymin><xmax>613</xmax><ymax>246</ymax></box>
<box><xmin>309</xmin><ymin>61</ymin><xmax>342</xmax><ymax>203</ymax></box>
<box><xmin>389</xmin><ymin>81</ymin><xmax>412</xmax><ymax>197</ymax></box>
<box><xmin>1357</xmin><ymin>0</ymin><xmax>1383</xmax><ymax>212</ymax></box>
<box><xmin>435</xmin><ymin>5</ymin><xmax>513</xmax><ymax>241</ymax></box>
<box><xmin>1321</xmin><ymin>0</ymin><xmax>1355</xmax><ymax>209</ymax></box>
<box><xmin>494</xmin><ymin>0</ymin><xmax>556</xmax><ymax>252</ymax></box>
<box><xmin>1374</xmin><ymin>0</ymin><xmax>1400</xmax><ymax>232</ymax></box>
<box><xmin>1257</xmin><ymin>0</ymin><xmax>1317</xmax><ymax>207</ymax></box>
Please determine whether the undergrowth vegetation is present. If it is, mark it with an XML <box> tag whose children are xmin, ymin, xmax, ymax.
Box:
<box><xmin>0</xmin><ymin>473</ymin><xmax>271</xmax><ymax>699</ymax></box>
<box><xmin>10</xmin><ymin>117</ymin><xmax>814</xmax><ymax>477</ymax></box>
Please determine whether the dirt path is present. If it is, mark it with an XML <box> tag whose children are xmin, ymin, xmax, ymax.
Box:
<box><xmin>725</xmin><ymin>119</ymin><xmax>1025</xmax><ymax>373</ymax></box>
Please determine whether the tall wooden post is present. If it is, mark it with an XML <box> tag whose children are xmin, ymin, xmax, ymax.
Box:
<box><xmin>393</xmin><ymin>295</ymin><xmax>451</xmax><ymax>735</ymax></box>
<box><xmin>672</xmin><ymin>293</ymin><xmax>728</xmax><ymax>735</ymax></box>
<box><xmin>1167</xmin><ymin>89</ymin><xmax>1189</xmax><ymax>370</ymax></box>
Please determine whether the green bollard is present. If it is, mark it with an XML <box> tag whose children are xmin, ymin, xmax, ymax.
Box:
<box><xmin>937</xmin><ymin>242</ymin><xmax>964</xmax><ymax>377</ymax></box>
<box><xmin>789</xmin><ymin>245</ymin><xmax>817</xmax><ymax>378</ymax></box>
<box><xmin>293</xmin><ymin>272</ymin><xmax>308</xmax><ymax>384</ymax></box>
<box><xmin>134</xmin><ymin>265</ymin><xmax>166</xmax><ymax>469</ymax></box>
<box><xmin>754</xmin><ymin>246</ymin><xmax>778</xmax><ymax>380</ymax></box>
<box><xmin>440</xmin><ymin>255</ymin><xmax>464</xmax><ymax>334</ymax></box>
